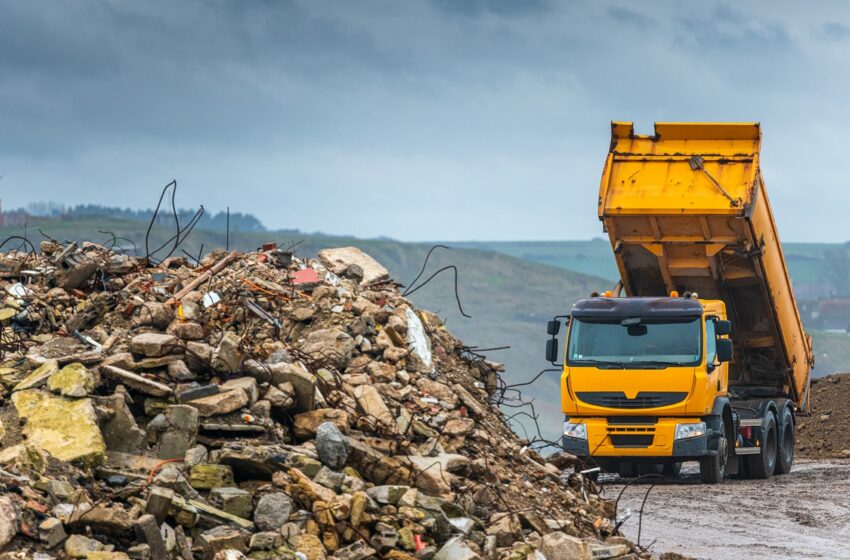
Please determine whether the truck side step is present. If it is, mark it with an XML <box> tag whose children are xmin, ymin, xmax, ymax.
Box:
<box><xmin>739</xmin><ymin>419</ymin><xmax>763</xmax><ymax>427</ymax></box>
<box><xmin>734</xmin><ymin>447</ymin><xmax>762</xmax><ymax>455</ymax></box>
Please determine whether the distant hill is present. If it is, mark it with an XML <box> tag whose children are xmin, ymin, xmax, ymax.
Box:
<box><xmin>454</xmin><ymin>239</ymin><xmax>850</xmax><ymax>300</ymax></box>
<box><xmin>1</xmin><ymin>202</ymin><xmax>268</xmax><ymax>234</ymax></box>
<box><xmin>455</xmin><ymin>239</ymin><xmax>619</xmax><ymax>282</ymax></box>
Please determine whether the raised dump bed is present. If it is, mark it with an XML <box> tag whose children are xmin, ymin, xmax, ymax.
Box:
<box><xmin>598</xmin><ymin>122</ymin><xmax>813</xmax><ymax>407</ymax></box>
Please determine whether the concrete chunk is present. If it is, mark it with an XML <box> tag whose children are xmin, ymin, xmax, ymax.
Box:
<box><xmin>187</xmin><ymin>389</ymin><xmax>249</xmax><ymax>417</ymax></box>
<box><xmin>131</xmin><ymin>333</ymin><xmax>180</xmax><ymax>358</ymax></box>
<box><xmin>12</xmin><ymin>390</ymin><xmax>106</xmax><ymax>466</ymax></box>
<box><xmin>318</xmin><ymin>247</ymin><xmax>390</xmax><ymax>286</ymax></box>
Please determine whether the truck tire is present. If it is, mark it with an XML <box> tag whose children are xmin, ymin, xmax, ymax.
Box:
<box><xmin>700</xmin><ymin>429</ymin><xmax>728</xmax><ymax>484</ymax></box>
<box><xmin>775</xmin><ymin>418</ymin><xmax>795</xmax><ymax>475</ymax></box>
<box><xmin>595</xmin><ymin>459</ymin><xmax>619</xmax><ymax>474</ymax></box>
<box><xmin>636</xmin><ymin>463</ymin><xmax>661</xmax><ymax>477</ymax></box>
<box><xmin>662</xmin><ymin>462</ymin><xmax>682</xmax><ymax>477</ymax></box>
<box><xmin>618</xmin><ymin>462</ymin><xmax>637</xmax><ymax>478</ymax></box>
<box><xmin>746</xmin><ymin>415</ymin><xmax>777</xmax><ymax>479</ymax></box>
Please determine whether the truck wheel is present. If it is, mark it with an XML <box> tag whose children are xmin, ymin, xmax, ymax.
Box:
<box><xmin>746</xmin><ymin>415</ymin><xmax>777</xmax><ymax>479</ymax></box>
<box><xmin>595</xmin><ymin>459</ymin><xmax>619</xmax><ymax>474</ymax></box>
<box><xmin>636</xmin><ymin>463</ymin><xmax>661</xmax><ymax>476</ymax></box>
<box><xmin>775</xmin><ymin>420</ymin><xmax>794</xmax><ymax>475</ymax></box>
<box><xmin>700</xmin><ymin>430</ymin><xmax>728</xmax><ymax>484</ymax></box>
<box><xmin>662</xmin><ymin>462</ymin><xmax>682</xmax><ymax>477</ymax></box>
<box><xmin>618</xmin><ymin>462</ymin><xmax>637</xmax><ymax>478</ymax></box>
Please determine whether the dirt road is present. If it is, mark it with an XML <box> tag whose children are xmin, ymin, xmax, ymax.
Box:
<box><xmin>602</xmin><ymin>459</ymin><xmax>850</xmax><ymax>559</ymax></box>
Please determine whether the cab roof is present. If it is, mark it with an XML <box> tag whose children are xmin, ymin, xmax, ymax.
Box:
<box><xmin>571</xmin><ymin>297</ymin><xmax>703</xmax><ymax>318</ymax></box>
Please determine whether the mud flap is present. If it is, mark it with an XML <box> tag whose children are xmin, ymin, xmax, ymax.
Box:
<box><xmin>726</xmin><ymin>453</ymin><xmax>740</xmax><ymax>476</ymax></box>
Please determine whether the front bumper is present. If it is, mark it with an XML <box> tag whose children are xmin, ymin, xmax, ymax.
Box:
<box><xmin>561</xmin><ymin>417</ymin><xmax>715</xmax><ymax>459</ymax></box>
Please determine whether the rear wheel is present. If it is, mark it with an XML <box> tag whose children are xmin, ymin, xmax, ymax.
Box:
<box><xmin>746</xmin><ymin>415</ymin><xmax>777</xmax><ymax>479</ymax></box>
<box><xmin>700</xmin><ymin>428</ymin><xmax>728</xmax><ymax>484</ymax></box>
<box><xmin>662</xmin><ymin>462</ymin><xmax>682</xmax><ymax>477</ymax></box>
<box><xmin>775</xmin><ymin>419</ymin><xmax>795</xmax><ymax>475</ymax></box>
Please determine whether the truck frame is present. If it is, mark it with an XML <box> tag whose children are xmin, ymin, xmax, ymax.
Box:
<box><xmin>547</xmin><ymin>122</ymin><xmax>813</xmax><ymax>483</ymax></box>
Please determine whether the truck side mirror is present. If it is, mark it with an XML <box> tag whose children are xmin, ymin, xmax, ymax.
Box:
<box><xmin>715</xmin><ymin>320</ymin><xmax>732</xmax><ymax>336</ymax></box>
<box><xmin>547</xmin><ymin>320</ymin><xmax>560</xmax><ymax>336</ymax></box>
<box><xmin>716</xmin><ymin>339</ymin><xmax>733</xmax><ymax>363</ymax></box>
<box><xmin>545</xmin><ymin>338</ymin><xmax>559</xmax><ymax>363</ymax></box>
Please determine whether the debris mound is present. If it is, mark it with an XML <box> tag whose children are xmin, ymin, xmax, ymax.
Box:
<box><xmin>0</xmin><ymin>241</ymin><xmax>641</xmax><ymax>559</ymax></box>
<box><xmin>797</xmin><ymin>373</ymin><xmax>850</xmax><ymax>458</ymax></box>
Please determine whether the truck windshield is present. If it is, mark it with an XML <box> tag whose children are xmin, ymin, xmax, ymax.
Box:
<box><xmin>567</xmin><ymin>316</ymin><xmax>702</xmax><ymax>368</ymax></box>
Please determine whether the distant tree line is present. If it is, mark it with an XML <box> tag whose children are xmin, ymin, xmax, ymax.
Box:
<box><xmin>4</xmin><ymin>202</ymin><xmax>267</xmax><ymax>233</ymax></box>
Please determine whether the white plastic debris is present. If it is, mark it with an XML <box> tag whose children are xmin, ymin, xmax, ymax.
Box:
<box><xmin>203</xmin><ymin>291</ymin><xmax>221</xmax><ymax>308</ymax></box>
<box><xmin>405</xmin><ymin>307</ymin><xmax>433</xmax><ymax>370</ymax></box>
<box><xmin>7</xmin><ymin>283</ymin><xmax>28</xmax><ymax>298</ymax></box>
<box><xmin>324</xmin><ymin>271</ymin><xmax>341</xmax><ymax>286</ymax></box>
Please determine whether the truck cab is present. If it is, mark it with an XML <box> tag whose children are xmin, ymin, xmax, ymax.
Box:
<box><xmin>552</xmin><ymin>295</ymin><xmax>734</xmax><ymax>481</ymax></box>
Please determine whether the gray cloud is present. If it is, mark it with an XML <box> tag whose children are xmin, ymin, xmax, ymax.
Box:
<box><xmin>1</xmin><ymin>0</ymin><xmax>849</xmax><ymax>241</ymax></box>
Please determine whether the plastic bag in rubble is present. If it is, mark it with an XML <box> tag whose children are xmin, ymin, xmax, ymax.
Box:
<box><xmin>7</xmin><ymin>283</ymin><xmax>29</xmax><ymax>298</ymax></box>
<box><xmin>405</xmin><ymin>307</ymin><xmax>433</xmax><ymax>371</ymax></box>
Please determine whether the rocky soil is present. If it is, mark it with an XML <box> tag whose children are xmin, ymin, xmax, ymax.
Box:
<box><xmin>797</xmin><ymin>373</ymin><xmax>850</xmax><ymax>458</ymax></box>
<box><xmin>0</xmin><ymin>241</ymin><xmax>646</xmax><ymax>560</ymax></box>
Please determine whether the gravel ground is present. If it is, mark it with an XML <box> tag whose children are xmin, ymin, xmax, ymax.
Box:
<box><xmin>602</xmin><ymin>458</ymin><xmax>850</xmax><ymax>560</ymax></box>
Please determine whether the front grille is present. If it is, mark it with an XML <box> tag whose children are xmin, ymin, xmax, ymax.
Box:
<box><xmin>608</xmin><ymin>416</ymin><xmax>658</xmax><ymax>425</ymax></box>
<box><xmin>576</xmin><ymin>391</ymin><xmax>687</xmax><ymax>409</ymax></box>
<box><xmin>609</xmin><ymin>434</ymin><xmax>654</xmax><ymax>447</ymax></box>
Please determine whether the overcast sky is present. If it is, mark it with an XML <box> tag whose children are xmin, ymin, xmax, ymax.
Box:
<box><xmin>2</xmin><ymin>1</ymin><xmax>850</xmax><ymax>241</ymax></box>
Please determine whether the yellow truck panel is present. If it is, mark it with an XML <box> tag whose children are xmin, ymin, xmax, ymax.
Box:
<box><xmin>599</xmin><ymin>122</ymin><xmax>812</xmax><ymax>408</ymax></box>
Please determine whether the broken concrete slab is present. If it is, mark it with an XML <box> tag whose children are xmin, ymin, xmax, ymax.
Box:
<box><xmin>12</xmin><ymin>389</ymin><xmax>106</xmax><ymax>466</ymax></box>
<box><xmin>152</xmin><ymin>404</ymin><xmax>199</xmax><ymax>459</ymax></box>
<box><xmin>95</xmin><ymin>393</ymin><xmax>146</xmax><ymax>454</ymax></box>
<box><xmin>13</xmin><ymin>359</ymin><xmax>59</xmax><ymax>392</ymax></box>
<box><xmin>48</xmin><ymin>362</ymin><xmax>95</xmax><ymax>397</ymax></box>
<box><xmin>353</xmin><ymin>385</ymin><xmax>395</xmax><ymax>428</ymax></box>
<box><xmin>186</xmin><ymin>388</ymin><xmax>249</xmax><ymax>417</ymax></box>
<box><xmin>318</xmin><ymin>247</ymin><xmax>390</xmax><ymax>286</ymax></box>
<box><xmin>131</xmin><ymin>333</ymin><xmax>180</xmax><ymax>358</ymax></box>
<box><xmin>301</xmin><ymin>328</ymin><xmax>355</xmax><ymax>368</ymax></box>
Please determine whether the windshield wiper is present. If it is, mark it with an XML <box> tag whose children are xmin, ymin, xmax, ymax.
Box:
<box><xmin>629</xmin><ymin>360</ymin><xmax>691</xmax><ymax>369</ymax></box>
<box><xmin>569</xmin><ymin>359</ymin><xmax>626</xmax><ymax>369</ymax></box>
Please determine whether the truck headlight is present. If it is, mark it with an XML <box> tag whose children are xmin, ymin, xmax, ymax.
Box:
<box><xmin>674</xmin><ymin>422</ymin><xmax>706</xmax><ymax>440</ymax></box>
<box><xmin>564</xmin><ymin>421</ymin><xmax>587</xmax><ymax>440</ymax></box>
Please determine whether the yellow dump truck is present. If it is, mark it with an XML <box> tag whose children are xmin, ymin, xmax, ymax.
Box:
<box><xmin>547</xmin><ymin>122</ymin><xmax>813</xmax><ymax>483</ymax></box>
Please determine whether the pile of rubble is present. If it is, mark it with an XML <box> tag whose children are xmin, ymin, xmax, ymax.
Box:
<box><xmin>0</xmin><ymin>241</ymin><xmax>643</xmax><ymax>560</ymax></box>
